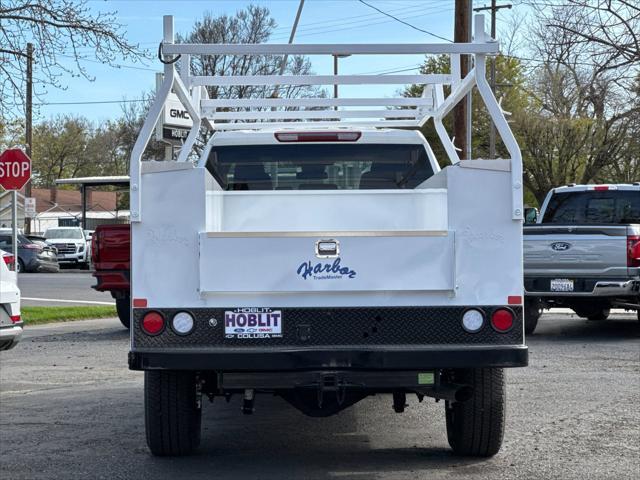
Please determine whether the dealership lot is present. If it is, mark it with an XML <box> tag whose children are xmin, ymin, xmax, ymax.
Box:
<box><xmin>0</xmin><ymin>312</ymin><xmax>638</xmax><ymax>480</ymax></box>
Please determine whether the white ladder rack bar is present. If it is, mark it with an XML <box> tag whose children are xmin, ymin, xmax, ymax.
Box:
<box><xmin>205</xmin><ymin>109</ymin><xmax>421</xmax><ymax>121</ymax></box>
<box><xmin>190</xmin><ymin>74</ymin><xmax>451</xmax><ymax>87</ymax></box>
<box><xmin>202</xmin><ymin>98</ymin><xmax>433</xmax><ymax>108</ymax></box>
<box><xmin>207</xmin><ymin>120</ymin><xmax>420</xmax><ymax>130</ymax></box>
<box><xmin>162</xmin><ymin>42</ymin><xmax>499</xmax><ymax>56</ymax></box>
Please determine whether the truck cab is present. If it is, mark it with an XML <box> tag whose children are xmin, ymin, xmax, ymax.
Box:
<box><xmin>128</xmin><ymin>15</ymin><xmax>526</xmax><ymax>458</ymax></box>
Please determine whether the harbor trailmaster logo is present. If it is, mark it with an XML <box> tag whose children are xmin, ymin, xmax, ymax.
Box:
<box><xmin>297</xmin><ymin>257</ymin><xmax>357</xmax><ymax>280</ymax></box>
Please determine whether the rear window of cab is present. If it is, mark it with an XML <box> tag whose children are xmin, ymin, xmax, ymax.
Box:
<box><xmin>206</xmin><ymin>143</ymin><xmax>434</xmax><ymax>190</ymax></box>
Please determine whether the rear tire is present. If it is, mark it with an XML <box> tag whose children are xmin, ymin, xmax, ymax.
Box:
<box><xmin>445</xmin><ymin>368</ymin><xmax>506</xmax><ymax>457</ymax></box>
<box><xmin>144</xmin><ymin>371</ymin><xmax>201</xmax><ymax>456</ymax></box>
<box><xmin>115</xmin><ymin>297</ymin><xmax>131</xmax><ymax>329</ymax></box>
<box><xmin>16</xmin><ymin>259</ymin><xmax>24</xmax><ymax>273</ymax></box>
<box><xmin>524</xmin><ymin>298</ymin><xmax>542</xmax><ymax>335</ymax></box>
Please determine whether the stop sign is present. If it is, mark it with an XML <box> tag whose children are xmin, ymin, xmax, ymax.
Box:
<box><xmin>0</xmin><ymin>149</ymin><xmax>32</xmax><ymax>190</ymax></box>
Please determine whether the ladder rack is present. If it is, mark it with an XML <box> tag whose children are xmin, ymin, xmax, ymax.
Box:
<box><xmin>130</xmin><ymin>14</ymin><xmax>523</xmax><ymax>223</ymax></box>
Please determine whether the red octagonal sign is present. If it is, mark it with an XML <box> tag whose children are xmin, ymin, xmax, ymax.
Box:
<box><xmin>0</xmin><ymin>149</ymin><xmax>32</xmax><ymax>190</ymax></box>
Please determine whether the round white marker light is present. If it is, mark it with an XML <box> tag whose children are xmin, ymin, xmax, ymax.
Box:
<box><xmin>172</xmin><ymin>311</ymin><xmax>194</xmax><ymax>335</ymax></box>
<box><xmin>462</xmin><ymin>309</ymin><xmax>484</xmax><ymax>333</ymax></box>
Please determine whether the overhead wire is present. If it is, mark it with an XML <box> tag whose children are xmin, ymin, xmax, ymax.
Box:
<box><xmin>356</xmin><ymin>0</ymin><xmax>453</xmax><ymax>42</ymax></box>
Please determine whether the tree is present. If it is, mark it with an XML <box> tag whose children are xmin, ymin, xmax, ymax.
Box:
<box><xmin>530</xmin><ymin>0</ymin><xmax>640</xmax><ymax>72</ymax></box>
<box><xmin>0</xmin><ymin>0</ymin><xmax>145</xmax><ymax>119</ymax></box>
<box><xmin>515</xmin><ymin>2</ymin><xmax>640</xmax><ymax>204</ymax></box>
<box><xmin>30</xmin><ymin>115</ymin><xmax>93</xmax><ymax>187</ymax></box>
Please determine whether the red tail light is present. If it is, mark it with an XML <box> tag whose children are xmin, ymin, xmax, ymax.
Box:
<box><xmin>10</xmin><ymin>315</ymin><xmax>21</xmax><ymax>323</ymax></box>
<box><xmin>2</xmin><ymin>253</ymin><xmax>15</xmax><ymax>268</ymax></box>
<box><xmin>628</xmin><ymin>235</ymin><xmax>640</xmax><ymax>267</ymax></box>
<box><xmin>92</xmin><ymin>231</ymin><xmax>100</xmax><ymax>264</ymax></box>
<box><xmin>275</xmin><ymin>131</ymin><xmax>361</xmax><ymax>142</ymax></box>
<box><xmin>141</xmin><ymin>311</ymin><xmax>165</xmax><ymax>335</ymax></box>
<box><xmin>592</xmin><ymin>185</ymin><xmax>609</xmax><ymax>191</ymax></box>
<box><xmin>491</xmin><ymin>308</ymin><xmax>514</xmax><ymax>333</ymax></box>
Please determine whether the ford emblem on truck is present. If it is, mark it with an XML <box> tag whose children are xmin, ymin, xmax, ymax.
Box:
<box><xmin>550</xmin><ymin>242</ymin><xmax>572</xmax><ymax>251</ymax></box>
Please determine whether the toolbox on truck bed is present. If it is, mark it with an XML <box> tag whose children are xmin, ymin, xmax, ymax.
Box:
<box><xmin>128</xmin><ymin>14</ymin><xmax>526</xmax><ymax>458</ymax></box>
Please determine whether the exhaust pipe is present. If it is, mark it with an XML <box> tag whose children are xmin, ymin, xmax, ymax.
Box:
<box><xmin>420</xmin><ymin>382</ymin><xmax>473</xmax><ymax>403</ymax></box>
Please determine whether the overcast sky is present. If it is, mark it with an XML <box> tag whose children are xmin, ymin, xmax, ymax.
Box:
<box><xmin>36</xmin><ymin>0</ymin><xmax>525</xmax><ymax>123</ymax></box>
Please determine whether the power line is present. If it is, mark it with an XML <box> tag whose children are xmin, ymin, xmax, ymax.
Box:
<box><xmin>57</xmin><ymin>54</ymin><xmax>157</xmax><ymax>72</ymax></box>
<box><xmin>36</xmin><ymin>99</ymin><xmax>147</xmax><ymax>106</ymax></box>
<box><xmin>357</xmin><ymin>0</ymin><xmax>453</xmax><ymax>42</ymax></box>
<box><xmin>270</xmin><ymin>6</ymin><xmax>453</xmax><ymax>41</ymax></box>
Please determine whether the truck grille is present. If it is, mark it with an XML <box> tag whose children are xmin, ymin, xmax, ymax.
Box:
<box><xmin>52</xmin><ymin>243</ymin><xmax>77</xmax><ymax>254</ymax></box>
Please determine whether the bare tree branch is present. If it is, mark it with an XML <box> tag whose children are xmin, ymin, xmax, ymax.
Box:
<box><xmin>0</xmin><ymin>0</ymin><xmax>148</xmax><ymax>120</ymax></box>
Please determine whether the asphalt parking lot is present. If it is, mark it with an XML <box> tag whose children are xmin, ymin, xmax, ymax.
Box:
<box><xmin>1</xmin><ymin>312</ymin><xmax>638</xmax><ymax>480</ymax></box>
<box><xmin>17</xmin><ymin>271</ymin><xmax>114</xmax><ymax>307</ymax></box>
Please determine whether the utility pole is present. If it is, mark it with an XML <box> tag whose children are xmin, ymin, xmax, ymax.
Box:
<box><xmin>454</xmin><ymin>0</ymin><xmax>471</xmax><ymax>160</ymax></box>
<box><xmin>24</xmin><ymin>42</ymin><xmax>33</xmax><ymax>233</ymax></box>
<box><xmin>272</xmin><ymin>0</ymin><xmax>305</xmax><ymax>100</ymax></box>
<box><xmin>474</xmin><ymin>1</ymin><xmax>512</xmax><ymax>158</ymax></box>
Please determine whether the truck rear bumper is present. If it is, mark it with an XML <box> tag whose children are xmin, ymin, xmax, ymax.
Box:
<box><xmin>129</xmin><ymin>344</ymin><xmax>528</xmax><ymax>371</ymax></box>
<box><xmin>525</xmin><ymin>278</ymin><xmax>639</xmax><ymax>297</ymax></box>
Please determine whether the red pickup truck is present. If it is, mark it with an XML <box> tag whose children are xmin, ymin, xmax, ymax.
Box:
<box><xmin>91</xmin><ymin>224</ymin><xmax>130</xmax><ymax>328</ymax></box>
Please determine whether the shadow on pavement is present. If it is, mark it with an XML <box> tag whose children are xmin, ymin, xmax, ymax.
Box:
<box><xmin>530</xmin><ymin>315</ymin><xmax>639</xmax><ymax>343</ymax></box>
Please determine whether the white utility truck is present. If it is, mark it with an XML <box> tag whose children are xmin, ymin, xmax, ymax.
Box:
<box><xmin>129</xmin><ymin>15</ymin><xmax>527</xmax><ymax>457</ymax></box>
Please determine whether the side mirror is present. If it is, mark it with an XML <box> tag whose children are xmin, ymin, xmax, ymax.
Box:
<box><xmin>524</xmin><ymin>207</ymin><xmax>539</xmax><ymax>224</ymax></box>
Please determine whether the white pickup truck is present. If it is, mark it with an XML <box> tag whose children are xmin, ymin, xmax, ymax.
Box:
<box><xmin>128</xmin><ymin>15</ymin><xmax>527</xmax><ymax>457</ymax></box>
<box><xmin>524</xmin><ymin>183</ymin><xmax>640</xmax><ymax>333</ymax></box>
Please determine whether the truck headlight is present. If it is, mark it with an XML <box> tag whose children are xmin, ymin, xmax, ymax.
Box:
<box><xmin>171</xmin><ymin>311</ymin><xmax>194</xmax><ymax>335</ymax></box>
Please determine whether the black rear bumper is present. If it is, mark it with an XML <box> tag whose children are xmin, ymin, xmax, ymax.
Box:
<box><xmin>129</xmin><ymin>345</ymin><xmax>528</xmax><ymax>371</ymax></box>
<box><xmin>130</xmin><ymin>305</ymin><xmax>527</xmax><ymax>372</ymax></box>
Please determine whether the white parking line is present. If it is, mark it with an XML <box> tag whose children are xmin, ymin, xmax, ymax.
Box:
<box><xmin>22</xmin><ymin>297</ymin><xmax>116</xmax><ymax>306</ymax></box>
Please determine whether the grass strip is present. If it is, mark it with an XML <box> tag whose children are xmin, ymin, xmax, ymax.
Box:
<box><xmin>21</xmin><ymin>306</ymin><xmax>117</xmax><ymax>325</ymax></box>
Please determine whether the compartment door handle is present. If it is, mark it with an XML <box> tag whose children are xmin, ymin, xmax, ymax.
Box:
<box><xmin>315</xmin><ymin>239</ymin><xmax>340</xmax><ymax>258</ymax></box>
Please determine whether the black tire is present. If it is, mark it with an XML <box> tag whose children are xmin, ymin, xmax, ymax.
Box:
<box><xmin>115</xmin><ymin>297</ymin><xmax>131</xmax><ymax>329</ymax></box>
<box><xmin>524</xmin><ymin>298</ymin><xmax>541</xmax><ymax>335</ymax></box>
<box><xmin>445</xmin><ymin>368</ymin><xmax>506</xmax><ymax>457</ymax></box>
<box><xmin>144</xmin><ymin>371</ymin><xmax>201</xmax><ymax>456</ymax></box>
<box><xmin>587</xmin><ymin>308</ymin><xmax>610</xmax><ymax>321</ymax></box>
<box><xmin>16</xmin><ymin>258</ymin><xmax>24</xmax><ymax>273</ymax></box>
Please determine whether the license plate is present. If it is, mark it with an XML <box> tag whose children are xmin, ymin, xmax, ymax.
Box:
<box><xmin>224</xmin><ymin>308</ymin><xmax>283</xmax><ymax>339</ymax></box>
<box><xmin>550</xmin><ymin>279</ymin><xmax>574</xmax><ymax>292</ymax></box>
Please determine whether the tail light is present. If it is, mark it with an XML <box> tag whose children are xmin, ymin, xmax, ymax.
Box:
<box><xmin>141</xmin><ymin>311</ymin><xmax>165</xmax><ymax>335</ymax></box>
<box><xmin>10</xmin><ymin>315</ymin><xmax>21</xmax><ymax>323</ymax></box>
<box><xmin>275</xmin><ymin>131</ymin><xmax>361</xmax><ymax>142</ymax></box>
<box><xmin>628</xmin><ymin>235</ymin><xmax>640</xmax><ymax>267</ymax></box>
<box><xmin>92</xmin><ymin>231</ymin><xmax>100</xmax><ymax>264</ymax></box>
<box><xmin>2</xmin><ymin>253</ymin><xmax>15</xmax><ymax>269</ymax></box>
<box><xmin>491</xmin><ymin>308</ymin><xmax>514</xmax><ymax>333</ymax></box>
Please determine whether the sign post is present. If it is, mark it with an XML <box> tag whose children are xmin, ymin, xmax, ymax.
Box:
<box><xmin>0</xmin><ymin>149</ymin><xmax>33</xmax><ymax>272</ymax></box>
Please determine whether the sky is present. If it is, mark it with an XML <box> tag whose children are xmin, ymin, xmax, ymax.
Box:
<box><xmin>35</xmin><ymin>0</ymin><xmax>526</xmax><ymax>123</ymax></box>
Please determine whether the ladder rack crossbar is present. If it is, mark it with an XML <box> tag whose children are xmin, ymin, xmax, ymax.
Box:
<box><xmin>207</xmin><ymin>120</ymin><xmax>421</xmax><ymax>130</ymax></box>
<box><xmin>204</xmin><ymin>109</ymin><xmax>422</xmax><ymax>121</ymax></box>
<box><xmin>162</xmin><ymin>42</ymin><xmax>499</xmax><ymax>56</ymax></box>
<box><xmin>190</xmin><ymin>74</ymin><xmax>451</xmax><ymax>87</ymax></box>
<box><xmin>202</xmin><ymin>98</ymin><xmax>433</xmax><ymax>108</ymax></box>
